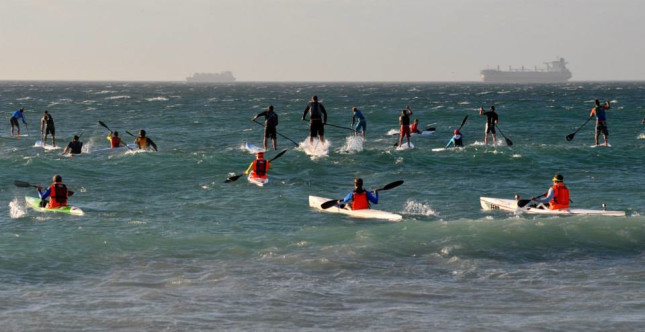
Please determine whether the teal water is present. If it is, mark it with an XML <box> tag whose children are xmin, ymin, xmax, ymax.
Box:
<box><xmin>1</xmin><ymin>81</ymin><xmax>644</xmax><ymax>331</ymax></box>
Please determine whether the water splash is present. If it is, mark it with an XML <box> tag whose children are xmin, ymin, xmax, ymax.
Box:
<box><xmin>299</xmin><ymin>138</ymin><xmax>330</xmax><ymax>159</ymax></box>
<box><xmin>9</xmin><ymin>198</ymin><xmax>27</xmax><ymax>219</ymax></box>
<box><xmin>403</xmin><ymin>199</ymin><xmax>439</xmax><ymax>217</ymax></box>
<box><xmin>338</xmin><ymin>136</ymin><xmax>363</xmax><ymax>153</ymax></box>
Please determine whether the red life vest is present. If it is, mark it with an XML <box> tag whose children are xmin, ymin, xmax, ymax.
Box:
<box><xmin>47</xmin><ymin>182</ymin><xmax>68</xmax><ymax>208</ymax></box>
<box><xmin>251</xmin><ymin>159</ymin><xmax>269</xmax><ymax>179</ymax></box>
<box><xmin>351</xmin><ymin>190</ymin><xmax>370</xmax><ymax>210</ymax></box>
<box><xmin>109</xmin><ymin>136</ymin><xmax>121</xmax><ymax>148</ymax></box>
<box><xmin>549</xmin><ymin>183</ymin><xmax>570</xmax><ymax>210</ymax></box>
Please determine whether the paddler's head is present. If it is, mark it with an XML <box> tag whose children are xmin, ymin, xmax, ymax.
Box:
<box><xmin>354</xmin><ymin>178</ymin><xmax>363</xmax><ymax>190</ymax></box>
<box><xmin>53</xmin><ymin>174</ymin><xmax>62</xmax><ymax>183</ymax></box>
<box><xmin>256</xmin><ymin>151</ymin><xmax>264</xmax><ymax>160</ymax></box>
<box><xmin>139</xmin><ymin>129</ymin><xmax>146</xmax><ymax>137</ymax></box>
<box><xmin>352</xmin><ymin>107</ymin><xmax>358</xmax><ymax>113</ymax></box>
<box><xmin>312</xmin><ymin>95</ymin><xmax>318</xmax><ymax>102</ymax></box>
<box><xmin>113</xmin><ymin>131</ymin><xmax>119</xmax><ymax>137</ymax></box>
<box><xmin>454</xmin><ymin>129</ymin><xmax>460</xmax><ymax>135</ymax></box>
<box><xmin>268</xmin><ymin>105</ymin><xmax>274</xmax><ymax>111</ymax></box>
<box><xmin>552</xmin><ymin>174</ymin><xmax>564</xmax><ymax>183</ymax></box>
<box><xmin>73</xmin><ymin>135</ymin><xmax>79</xmax><ymax>141</ymax></box>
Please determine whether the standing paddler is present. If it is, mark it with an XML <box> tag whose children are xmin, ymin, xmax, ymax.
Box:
<box><xmin>251</xmin><ymin>105</ymin><xmax>279</xmax><ymax>151</ymax></box>
<box><xmin>302</xmin><ymin>95</ymin><xmax>328</xmax><ymax>145</ymax></box>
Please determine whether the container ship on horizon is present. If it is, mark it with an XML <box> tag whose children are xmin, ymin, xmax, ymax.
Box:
<box><xmin>186</xmin><ymin>71</ymin><xmax>236</xmax><ymax>83</ymax></box>
<box><xmin>480</xmin><ymin>58</ymin><xmax>572</xmax><ymax>83</ymax></box>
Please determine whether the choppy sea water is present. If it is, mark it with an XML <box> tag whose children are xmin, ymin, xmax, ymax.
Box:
<box><xmin>1</xmin><ymin>81</ymin><xmax>644</xmax><ymax>331</ymax></box>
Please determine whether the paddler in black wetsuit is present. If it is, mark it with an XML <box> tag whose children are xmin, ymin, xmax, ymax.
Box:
<box><xmin>251</xmin><ymin>105</ymin><xmax>279</xmax><ymax>151</ymax></box>
<box><xmin>302</xmin><ymin>95</ymin><xmax>328</xmax><ymax>145</ymax></box>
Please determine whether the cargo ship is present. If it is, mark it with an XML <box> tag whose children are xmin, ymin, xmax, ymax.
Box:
<box><xmin>186</xmin><ymin>71</ymin><xmax>236</xmax><ymax>83</ymax></box>
<box><xmin>480</xmin><ymin>58</ymin><xmax>571</xmax><ymax>83</ymax></box>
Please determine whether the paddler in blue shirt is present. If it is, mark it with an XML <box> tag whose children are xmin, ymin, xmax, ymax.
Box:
<box><xmin>590</xmin><ymin>99</ymin><xmax>610</xmax><ymax>146</ymax></box>
<box><xmin>9</xmin><ymin>107</ymin><xmax>27</xmax><ymax>137</ymax></box>
<box><xmin>446</xmin><ymin>129</ymin><xmax>464</xmax><ymax>148</ymax></box>
<box><xmin>339</xmin><ymin>178</ymin><xmax>378</xmax><ymax>210</ymax></box>
<box><xmin>351</xmin><ymin>107</ymin><xmax>366</xmax><ymax>138</ymax></box>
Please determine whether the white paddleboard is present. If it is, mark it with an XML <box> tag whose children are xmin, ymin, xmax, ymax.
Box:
<box><xmin>34</xmin><ymin>141</ymin><xmax>61</xmax><ymax>150</ymax></box>
<box><xmin>244</xmin><ymin>142</ymin><xmax>264</xmax><ymax>154</ymax></box>
<box><xmin>395</xmin><ymin>142</ymin><xmax>414</xmax><ymax>150</ymax></box>
<box><xmin>590</xmin><ymin>143</ymin><xmax>612</xmax><ymax>148</ymax></box>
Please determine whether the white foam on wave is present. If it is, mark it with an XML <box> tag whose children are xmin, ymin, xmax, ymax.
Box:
<box><xmin>299</xmin><ymin>138</ymin><xmax>330</xmax><ymax>159</ymax></box>
<box><xmin>147</xmin><ymin>97</ymin><xmax>169</xmax><ymax>101</ymax></box>
<box><xmin>9</xmin><ymin>198</ymin><xmax>27</xmax><ymax>219</ymax></box>
<box><xmin>402</xmin><ymin>199</ymin><xmax>439</xmax><ymax>217</ymax></box>
<box><xmin>638</xmin><ymin>133</ymin><xmax>645</xmax><ymax>140</ymax></box>
<box><xmin>105</xmin><ymin>95</ymin><xmax>130</xmax><ymax>100</ymax></box>
<box><xmin>338</xmin><ymin>136</ymin><xmax>363</xmax><ymax>153</ymax></box>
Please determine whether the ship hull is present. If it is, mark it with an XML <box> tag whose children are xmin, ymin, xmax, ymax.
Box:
<box><xmin>481</xmin><ymin>70</ymin><xmax>571</xmax><ymax>83</ymax></box>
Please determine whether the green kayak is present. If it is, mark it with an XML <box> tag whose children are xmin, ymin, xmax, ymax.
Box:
<box><xmin>25</xmin><ymin>196</ymin><xmax>85</xmax><ymax>216</ymax></box>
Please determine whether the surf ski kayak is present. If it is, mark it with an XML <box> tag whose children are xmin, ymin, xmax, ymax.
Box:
<box><xmin>25</xmin><ymin>196</ymin><xmax>85</xmax><ymax>216</ymax></box>
<box><xmin>90</xmin><ymin>144</ymin><xmax>137</xmax><ymax>154</ymax></box>
<box><xmin>247</xmin><ymin>174</ymin><xmax>268</xmax><ymax>187</ymax></box>
<box><xmin>308</xmin><ymin>195</ymin><xmax>403</xmax><ymax>222</ymax></box>
<box><xmin>480</xmin><ymin>197</ymin><xmax>625</xmax><ymax>217</ymax></box>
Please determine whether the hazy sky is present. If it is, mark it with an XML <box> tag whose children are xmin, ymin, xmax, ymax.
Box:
<box><xmin>1</xmin><ymin>0</ymin><xmax>643</xmax><ymax>82</ymax></box>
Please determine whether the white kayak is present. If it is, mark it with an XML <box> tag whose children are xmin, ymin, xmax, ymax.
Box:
<box><xmin>90</xmin><ymin>144</ymin><xmax>137</xmax><ymax>154</ymax></box>
<box><xmin>308</xmin><ymin>195</ymin><xmax>403</xmax><ymax>222</ymax></box>
<box><xmin>244</xmin><ymin>142</ymin><xmax>264</xmax><ymax>154</ymax></box>
<box><xmin>247</xmin><ymin>174</ymin><xmax>268</xmax><ymax>187</ymax></box>
<box><xmin>480</xmin><ymin>197</ymin><xmax>626</xmax><ymax>217</ymax></box>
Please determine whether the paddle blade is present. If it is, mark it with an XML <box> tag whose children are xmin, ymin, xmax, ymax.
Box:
<box><xmin>377</xmin><ymin>180</ymin><xmax>404</xmax><ymax>191</ymax></box>
<box><xmin>321</xmin><ymin>199</ymin><xmax>340</xmax><ymax>209</ymax></box>
<box><xmin>566</xmin><ymin>133</ymin><xmax>575</xmax><ymax>141</ymax></box>
<box><xmin>505</xmin><ymin>138</ymin><xmax>513</xmax><ymax>146</ymax></box>
<box><xmin>14</xmin><ymin>180</ymin><xmax>35</xmax><ymax>188</ymax></box>
<box><xmin>458</xmin><ymin>115</ymin><xmax>468</xmax><ymax>130</ymax></box>
<box><xmin>225</xmin><ymin>174</ymin><xmax>244</xmax><ymax>183</ymax></box>
<box><xmin>98</xmin><ymin>121</ymin><xmax>110</xmax><ymax>131</ymax></box>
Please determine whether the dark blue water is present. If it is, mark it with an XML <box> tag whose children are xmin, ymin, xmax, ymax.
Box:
<box><xmin>1</xmin><ymin>81</ymin><xmax>644</xmax><ymax>330</ymax></box>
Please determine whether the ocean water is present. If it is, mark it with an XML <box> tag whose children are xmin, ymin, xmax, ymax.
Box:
<box><xmin>1</xmin><ymin>81</ymin><xmax>644</xmax><ymax>331</ymax></box>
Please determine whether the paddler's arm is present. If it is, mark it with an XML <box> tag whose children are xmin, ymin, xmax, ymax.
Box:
<box><xmin>37</xmin><ymin>186</ymin><xmax>50</xmax><ymax>200</ymax></box>
<box><xmin>340</xmin><ymin>192</ymin><xmax>353</xmax><ymax>205</ymax></box>
<box><xmin>532</xmin><ymin>189</ymin><xmax>554</xmax><ymax>203</ymax></box>
<box><xmin>243</xmin><ymin>162</ymin><xmax>254</xmax><ymax>175</ymax></box>
<box><xmin>367</xmin><ymin>191</ymin><xmax>378</xmax><ymax>205</ymax></box>
<box><xmin>302</xmin><ymin>105</ymin><xmax>310</xmax><ymax>121</ymax></box>
<box><xmin>445</xmin><ymin>137</ymin><xmax>455</xmax><ymax>148</ymax></box>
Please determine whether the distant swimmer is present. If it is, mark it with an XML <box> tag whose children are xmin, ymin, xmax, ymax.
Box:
<box><xmin>134</xmin><ymin>129</ymin><xmax>158</xmax><ymax>151</ymax></box>
<box><xmin>302</xmin><ymin>95</ymin><xmax>328</xmax><ymax>145</ymax></box>
<box><xmin>589</xmin><ymin>99</ymin><xmax>611</xmax><ymax>146</ymax></box>
<box><xmin>351</xmin><ymin>107</ymin><xmax>366</xmax><ymax>138</ymax></box>
<box><xmin>479</xmin><ymin>106</ymin><xmax>498</xmax><ymax>145</ymax></box>
<box><xmin>40</xmin><ymin>110</ymin><xmax>56</xmax><ymax>146</ymax></box>
<box><xmin>62</xmin><ymin>135</ymin><xmax>83</xmax><ymax>155</ymax></box>
<box><xmin>251</xmin><ymin>105</ymin><xmax>279</xmax><ymax>151</ymax></box>
<box><xmin>446</xmin><ymin>129</ymin><xmax>464</xmax><ymax>148</ymax></box>
<box><xmin>107</xmin><ymin>130</ymin><xmax>123</xmax><ymax>148</ymax></box>
<box><xmin>9</xmin><ymin>107</ymin><xmax>27</xmax><ymax>137</ymax></box>
<box><xmin>397</xmin><ymin>105</ymin><xmax>413</xmax><ymax>147</ymax></box>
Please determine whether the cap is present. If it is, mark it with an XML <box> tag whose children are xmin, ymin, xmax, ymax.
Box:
<box><xmin>454</xmin><ymin>129</ymin><xmax>460</xmax><ymax>135</ymax></box>
<box><xmin>256</xmin><ymin>151</ymin><xmax>264</xmax><ymax>157</ymax></box>
<box><xmin>552</xmin><ymin>174</ymin><xmax>564</xmax><ymax>182</ymax></box>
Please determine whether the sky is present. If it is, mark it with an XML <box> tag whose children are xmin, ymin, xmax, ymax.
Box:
<box><xmin>1</xmin><ymin>0</ymin><xmax>643</xmax><ymax>82</ymax></box>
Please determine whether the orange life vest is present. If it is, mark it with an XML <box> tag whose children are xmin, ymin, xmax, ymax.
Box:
<box><xmin>47</xmin><ymin>182</ymin><xmax>68</xmax><ymax>208</ymax></box>
<box><xmin>251</xmin><ymin>159</ymin><xmax>269</xmax><ymax>179</ymax></box>
<box><xmin>549</xmin><ymin>183</ymin><xmax>570</xmax><ymax>210</ymax></box>
<box><xmin>351</xmin><ymin>190</ymin><xmax>370</xmax><ymax>210</ymax></box>
<box><xmin>136</xmin><ymin>137</ymin><xmax>148</xmax><ymax>148</ymax></box>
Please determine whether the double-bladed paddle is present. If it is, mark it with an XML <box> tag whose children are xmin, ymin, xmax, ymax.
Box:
<box><xmin>99</xmin><ymin>121</ymin><xmax>133</xmax><ymax>150</ymax></box>
<box><xmin>566</xmin><ymin>116</ymin><xmax>593</xmax><ymax>141</ymax></box>
<box><xmin>440</xmin><ymin>114</ymin><xmax>468</xmax><ymax>148</ymax></box>
<box><xmin>320</xmin><ymin>180</ymin><xmax>404</xmax><ymax>209</ymax></box>
<box><xmin>225</xmin><ymin>149</ymin><xmax>288</xmax><ymax>183</ymax></box>
<box><xmin>495</xmin><ymin>124</ymin><xmax>513</xmax><ymax>146</ymax></box>
<box><xmin>14</xmin><ymin>180</ymin><xmax>74</xmax><ymax>196</ymax></box>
